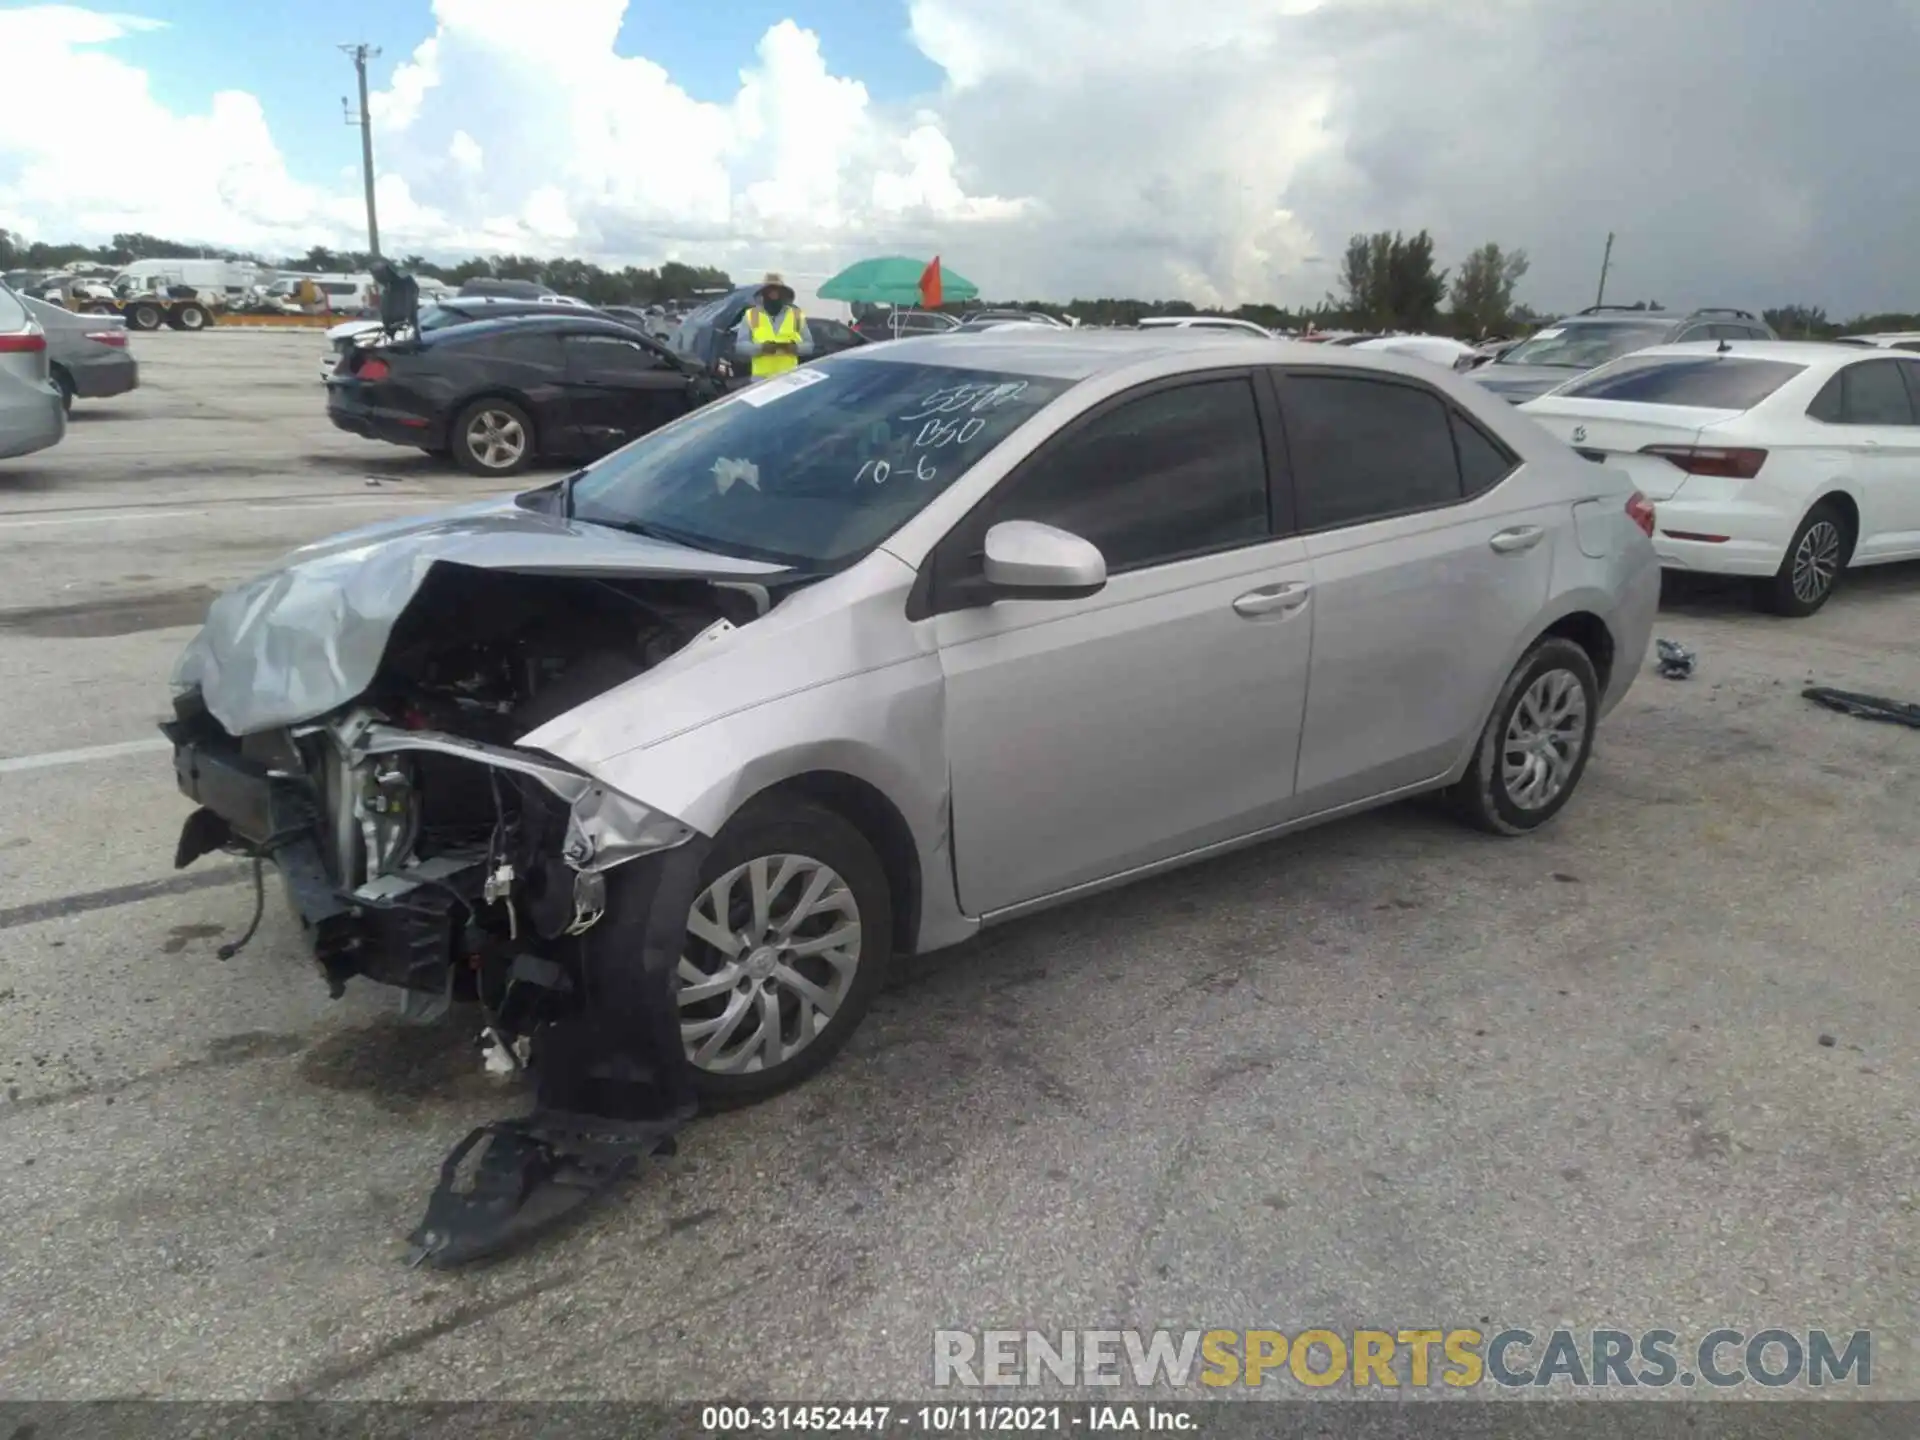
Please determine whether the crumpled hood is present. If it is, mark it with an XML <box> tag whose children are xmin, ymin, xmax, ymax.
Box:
<box><xmin>1469</xmin><ymin>364</ymin><xmax>1580</xmax><ymax>403</ymax></box>
<box><xmin>172</xmin><ymin>497</ymin><xmax>786</xmax><ymax>736</ymax></box>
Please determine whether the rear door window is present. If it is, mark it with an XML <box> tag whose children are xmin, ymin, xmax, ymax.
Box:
<box><xmin>1558</xmin><ymin>356</ymin><xmax>1805</xmax><ymax>408</ymax></box>
<box><xmin>1280</xmin><ymin>374</ymin><xmax>1463</xmax><ymax>529</ymax></box>
<box><xmin>1839</xmin><ymin>359</ymin><xmax>1916</xmax><ymax>424</ymax></box>
<box><xmin>1453</xmin><ymin>413</ymin><xmax>1519</xmax><ymax>496</ymax></box>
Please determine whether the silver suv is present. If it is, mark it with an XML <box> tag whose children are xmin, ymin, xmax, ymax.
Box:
<box><xmin>0</xmin><ymin>282</ymin><xmax>66</xmax><ymax>460</ymax></box>
<box><xmin>1473</xmin><ymin>306</ymin><xmax>1777</xmax><ymax>403</ymax></box>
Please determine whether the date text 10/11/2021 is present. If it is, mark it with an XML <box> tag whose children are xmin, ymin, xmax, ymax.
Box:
<box><xmin>700</xmin><ymin>1404</ymin><xmax>1194</xmax><ymax>1432</ymax></box>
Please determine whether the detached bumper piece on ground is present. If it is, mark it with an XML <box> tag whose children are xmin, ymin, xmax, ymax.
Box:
<box><xmin>1803</xmin><ymin>687</ymin><xmax>1920</xmax><ymax>730</ymax></box>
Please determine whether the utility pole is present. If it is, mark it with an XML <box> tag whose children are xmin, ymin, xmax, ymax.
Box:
<box><xmin>1594</xmin><ymin>231</ymin><xmax>1615</xmax><ymax>308</ymax></box>
<box><xmin>340</xmin><ymin>43</ymin><xmax>382</xmax><ymax>260</ymax></box>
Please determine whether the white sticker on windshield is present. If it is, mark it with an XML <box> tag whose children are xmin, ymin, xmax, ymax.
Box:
<box><xmin>712</xmin><ymin>457</ymin><xmax>760</xmax><ymax>495</ymax></box>
<box><xmin>1530</xmin><ymin>327</ymin><xmax>1565</xmax><ymax>340</ymax></box>
<box><xmin>736</xmin><ymin>368</ymin><xmax>829</xmax><ymax>407</ymax></box>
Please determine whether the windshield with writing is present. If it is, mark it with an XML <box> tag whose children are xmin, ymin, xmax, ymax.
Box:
<box><xmin>567</xmin><ymin>359</ymin><xmax>1075</xmax><ymax>569</ymax></box>
<box><xmin>1499</xmin><ymin>320</ymin><xmax>1672</xmax><ymax>370</ymax></box>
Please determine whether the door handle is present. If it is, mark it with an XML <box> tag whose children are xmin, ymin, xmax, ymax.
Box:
<box><xmin>1489</xmin><ymin>525</ymin><xmax>1545</xmax><ymax>554</ymax></box>
<box><xmin>1232</xmin><ymin>582</ymin><xmax>1311</xmax><ymax>617</ymax></box>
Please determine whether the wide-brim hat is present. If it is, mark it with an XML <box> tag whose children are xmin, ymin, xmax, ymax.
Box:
<box><xmin>759</xmin><ymin>272</ymin><xmax>796</xmax><ymax>303</ymax></box>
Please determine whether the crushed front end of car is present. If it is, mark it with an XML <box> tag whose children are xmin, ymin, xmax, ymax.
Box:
<box><xmin>160</xmin><ymin>500</ymin><xmax>788</xmax><ymax>1264</ymax></box>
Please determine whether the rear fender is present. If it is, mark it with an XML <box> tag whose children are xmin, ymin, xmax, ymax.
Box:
<box><xmin>1443</xmin><ymin>580</ymin><xmax>1646</xmax><ymax>783</ymax></box>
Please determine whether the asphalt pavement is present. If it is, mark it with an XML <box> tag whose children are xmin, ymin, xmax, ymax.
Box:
<box><xmin>0</xmin><ymin>332</ymin><xmax>1914</xmax><ymax>1400</ymax></box>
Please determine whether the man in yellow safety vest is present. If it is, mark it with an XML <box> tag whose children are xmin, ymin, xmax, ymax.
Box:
<box><xmin>738</xmin><ymin>273</ymin><xmax>811</xmax><ymax>379</ymax></box>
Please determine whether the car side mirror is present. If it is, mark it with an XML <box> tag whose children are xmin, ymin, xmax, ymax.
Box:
<box><xmin>980</xmin><ymin>520</ymin><xmax>1107</xmax><ymax>600</ymax></box>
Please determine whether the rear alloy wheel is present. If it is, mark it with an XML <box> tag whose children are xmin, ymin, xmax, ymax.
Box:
<box><xmin>676</xmin><ymin>801</ymin><xmax>891</xmax><ymax>1105</ymax></box>
<box><xmin>1757</xmin><ymin>502</ymin><xmax>1847</xmax><ymax>617</ymax></box>
<box><xmin>452</xmin><ymin>398</ymin><xmax>534</xmax><ymax>476</ymax></box>
<box><xmin>1447</xmin><ymin>636</ymin><xmax>1600</xmax><ymax>835</ymax></box>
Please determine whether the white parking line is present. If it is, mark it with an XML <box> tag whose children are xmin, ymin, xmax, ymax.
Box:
<box><xmin>0</xmin><ymin>736</ymin><xmax>173</xmax><ymax>775</ymax></box>
<box><xmin>0</xmin><ymin>495</ymin><xmax>448</xmax><ymax>531</ymax></box>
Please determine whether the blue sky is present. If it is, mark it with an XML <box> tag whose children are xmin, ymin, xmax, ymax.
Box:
<box><xmin>123</xmin><ymin>0</ymin><xmax>943</xmax><ymax>188</ymax></box>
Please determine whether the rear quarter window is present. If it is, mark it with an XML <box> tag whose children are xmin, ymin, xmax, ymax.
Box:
<box><xmin>1557</xmin><ymin>356</ymin><xmax>1805</xmax><ymax>409</ymax></box>
<box><xmin>0</xmin><ymin>286</ymin><xmax>25</xmax><ymax>329</ymax></box>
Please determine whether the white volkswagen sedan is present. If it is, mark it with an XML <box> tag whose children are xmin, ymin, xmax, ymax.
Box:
<box><xmin>1522</xmin><ymin>342</ymin><xmax>1920</xmax><ymax>615</ymax></box>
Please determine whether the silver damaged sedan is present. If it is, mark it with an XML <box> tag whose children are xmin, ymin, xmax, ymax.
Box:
<box><xmin>166</xmin><ymin>329</ymin><xmax>1658</xmax><ymax>1132</ymax></box>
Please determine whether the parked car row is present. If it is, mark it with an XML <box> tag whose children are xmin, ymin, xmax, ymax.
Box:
<box><xmin>0</xmin><ymin>277</ymin><xmax>139</xmax><ymax>462</ymax></box>
<box><xmin>319</xmin><ymin>283</ymin><xmax>1920</xmax><ymax>624</ymax></box>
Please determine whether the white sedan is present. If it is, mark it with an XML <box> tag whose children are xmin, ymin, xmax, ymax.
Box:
<box><xmin>1522</xmin><ymin>342</ymin><xmax>1920</xmax><ymax>615</ymax></box>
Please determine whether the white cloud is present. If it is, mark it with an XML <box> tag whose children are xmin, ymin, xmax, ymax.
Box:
<box><xmin>0</xmin><ymin>6</ymin><xmax>332</xmax><ymax>251</ymax></box>
<box><xmin>4</xmin><ymin>0</ymin><xmax>1919</xmax><ymax>314</ymax></box>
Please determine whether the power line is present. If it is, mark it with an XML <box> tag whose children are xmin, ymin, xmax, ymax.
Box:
<box><xmin>340</xmin><ymin>43</ymin><xmax>383</xmax><ymax>260</ymax></box>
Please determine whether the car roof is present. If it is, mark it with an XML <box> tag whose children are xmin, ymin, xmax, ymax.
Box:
<box><xmin>831</xmin><ymin>327</ymin><xmax>1463</xmax><ymax>382</ymax></box>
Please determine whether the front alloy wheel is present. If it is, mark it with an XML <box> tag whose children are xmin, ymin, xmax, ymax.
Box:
<box><xmin>679</xmin><ymin>854</ymin><xmax>861</xmax><ymax>1074</ymax></box>
<box><xmin>674</xmin><ymin>800</ymin><xmax>892</xmax><ymax>1104</ymax></box>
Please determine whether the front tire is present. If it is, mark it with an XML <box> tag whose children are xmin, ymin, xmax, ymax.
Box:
<box><xmin>451</xmin><ymin>398</ymin><xmax>535</xmax><ymax>476</ymax></box>
<box><xmin>1447</xmin><ymin>636</ymin><xmax>1600</xmax><ymax>835</ymax></box>
<box><xmin>127</xmin><ymin>303</ymin><xmax>163</xmax><ymax>331</ymax></box>
<box><xmin>1756</xmin><ymin>502</ymin><xmax>1847</xmax><ymax>617</ymax></box>
<box><xmin>674</xmin><ymin>799</ymin><xmax>892</xmax><ymax>1106</ymax></box>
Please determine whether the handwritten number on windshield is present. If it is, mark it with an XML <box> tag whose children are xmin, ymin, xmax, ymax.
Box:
<box><xmin>855</xmin><ymin>455</ymin><xmax>937</xmax><ymax>486</ymax></box>
<box><xmin>897</xmin><ymin>381</ymin><xmax>1029</xmax><ymax>424</ymax></box>
<box><xmin>915</xmin><ymin>416</ymin><xmax>985</xmax><ymax>449</ymax></box>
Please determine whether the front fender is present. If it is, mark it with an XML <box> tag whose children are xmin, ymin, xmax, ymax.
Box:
<box><xmin>569</xmin><ymin>652</ymin><xmax>975</xmax><ymax>953</ymax></box>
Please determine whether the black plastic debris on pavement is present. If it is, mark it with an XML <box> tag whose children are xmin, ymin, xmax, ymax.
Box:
<box><xmin>1654</xmin><ymin>638</ymin><xmax>1696</xmax><ymax>680</ymax></box>
<box><xmin>1803</xmin><ymin>686</ymin><xmax>1920</xmax><ymax>729</ymax></box>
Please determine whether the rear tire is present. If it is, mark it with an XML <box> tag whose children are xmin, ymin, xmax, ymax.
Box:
<box><xmin>1755</xmin><ymin>501</ymin><xmax>1847</xmax><ymax>617</ymax></box>
<box><xmin>51</xmin><ymin>367</ymin><xmax>74</xmax><ymax>414</ymax></box>
<box><xmin>451</xmin><ymin>398</ymin><xmax>535</xmax><ymax>477</ymax></box>
<box><xmin>173</xmin><ymin>303</ymin><xmax>210</xmax><ymax>332</ymax></box>
<box><xmin>1446</xmin><ymin>636</ymin><xmax>1600</xmax><ymax>836</ymax></box>
<box><xmin>671</xmin><ymin>799</ymin><xmax>892</xmax><ymax>1106</ymax></box>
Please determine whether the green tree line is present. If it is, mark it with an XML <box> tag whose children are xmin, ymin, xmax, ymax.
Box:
<box><xmin>5</xmin><ymin>227</ymin><xmax>1913</xmax><ymax>337</ymax></box>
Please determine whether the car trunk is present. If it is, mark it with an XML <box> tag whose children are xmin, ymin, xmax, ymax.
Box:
<box><xmin>1520</xmin><ymin>399</ymin><xmax>1745</xmax><ymax>500</ymax></box>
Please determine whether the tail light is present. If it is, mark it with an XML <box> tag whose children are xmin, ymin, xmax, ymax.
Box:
<box><xmin>0</xmin><ymin>332</ymin><xmax>47</xmax><ymax>353</ymax></box>
<box><xmin>1625</xmin><ymin>492</ymin><xmax>1656</xmax><ymax>538</ymax></box>
<box><xmin>85</xmin><ymin>330</ymin><xmax>127</xmax><ymax>347</ymax></box>
<box><xmin>1639</xmin><ymin>444</ymin><xmax>1768</xmax><ymax>479</ymax></box>
<box><xmin>356</xmin><ymin>357</ymin><xmax>391</xmax><ymax>381</ymax></box>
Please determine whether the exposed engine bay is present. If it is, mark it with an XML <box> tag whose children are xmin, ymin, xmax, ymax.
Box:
<box><xmin>164</xmin><ymin>563</ymin><xmax>774</xmax><ymax>1265</ymax></box>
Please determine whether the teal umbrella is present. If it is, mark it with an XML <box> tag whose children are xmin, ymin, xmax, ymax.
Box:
<box><xmin>817</xmin><ymin>256</ymin><xmax>979</xmax><ymax>308</ymax></box>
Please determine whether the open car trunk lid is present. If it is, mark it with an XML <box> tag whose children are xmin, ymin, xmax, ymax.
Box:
<box><xmin>1518</xmin><ymin>398</ymin><xmax>1743</xmax><ymax>500</ymax></box>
